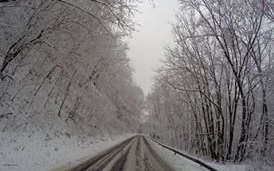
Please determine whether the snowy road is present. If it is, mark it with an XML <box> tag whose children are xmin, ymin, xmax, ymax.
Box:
<box><xmin>65</xmin><ymin>135</ymin><xmax>175</xmax><ymax>171</ymax></box>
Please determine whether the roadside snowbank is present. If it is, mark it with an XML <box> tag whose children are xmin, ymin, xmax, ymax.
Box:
<box><xmin>0</xmin><ymin>132</ymin><xmax>135</xmax><ymax>171</ymax></box>
<box><xmin>147</xmin><ymin>138</ymin><xmax>248</xmax><ymax>171</ymax></box>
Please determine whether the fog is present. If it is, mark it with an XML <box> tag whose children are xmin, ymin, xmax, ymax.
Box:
<box><xmin>127</xmin><ymin>0</ymin><xmax>179</xmax><ymax>95</ymax></box>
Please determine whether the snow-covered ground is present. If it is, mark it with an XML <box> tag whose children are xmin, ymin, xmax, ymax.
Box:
<box><xmin>1</xmin><ymin>133</ymin><xmax>272</xmax><ymax>171</ymax></box>
<box><xmin>0</xmin><ymin>132</ymin><xmax>135</xmax><ymax>171</ymax></box>
<box><xmin>147</xmin><ymin>138</ymin><xmax>250</xmax><ymax>171</ymax></box>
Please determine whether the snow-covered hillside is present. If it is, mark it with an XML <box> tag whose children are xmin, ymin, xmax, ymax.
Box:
<box><xmin>0</xmin><ymin>0</ymin><xmax>143</xmax><ymax>169</ymax></box>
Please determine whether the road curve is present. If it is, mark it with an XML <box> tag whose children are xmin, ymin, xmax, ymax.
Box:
<box><xmin>65</xmin><ymin>135</ymin><xmax>175</xmax><ymax>171</ymax></box>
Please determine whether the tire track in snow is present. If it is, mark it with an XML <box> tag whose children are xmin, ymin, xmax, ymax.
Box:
<box><xmin>62</xmin><ymin>135</ymin><xmax>176</xmax><ymax>171</ymax></box>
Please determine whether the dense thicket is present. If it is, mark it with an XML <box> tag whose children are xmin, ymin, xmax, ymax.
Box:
<box><xmin>147</xmin><ymin>0</ymin><xmax>274</xmax><ymax>163</ymax></box>
<box><xmin>0</xmin><ymin>0</ymin><xmax>143</xmax><ymax>140</ymax></box>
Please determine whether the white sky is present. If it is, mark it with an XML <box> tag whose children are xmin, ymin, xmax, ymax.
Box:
<box><xmin>127</xmin><ymin>0</ymin><xmax>179</xmax><ymax>95</ymax></box>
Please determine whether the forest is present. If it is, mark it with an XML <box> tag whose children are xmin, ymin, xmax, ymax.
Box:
<box><xmin>0</xmin><ymin>0</ymin><xmax>273</xmax><ymax>170</ymax></box>
<box><xmin>146</xmin><ymin>0</ymin><xmax>274</xmax><ymax>164</ymax></box>
<box><xmin>0</xmin><ymin>0</ymin><xmax>144</xmax><ymax>143</ymax></box>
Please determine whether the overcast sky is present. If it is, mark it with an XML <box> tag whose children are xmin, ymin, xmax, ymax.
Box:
<box><xmin>127</xmin><ymin>0</ymin><xmax>179</xmax><ymax>95</ymax></box>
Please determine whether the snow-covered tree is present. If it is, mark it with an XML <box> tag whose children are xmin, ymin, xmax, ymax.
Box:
<box><xmin>147</xmin><ymin>0</ymin><xmax>274</xmax><ymax>164</ymax></box>
<box><xmin>0</xmin><ymin>0</ymin><xmax>143</xmax><ymax>143</ymax></box>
